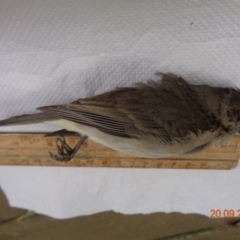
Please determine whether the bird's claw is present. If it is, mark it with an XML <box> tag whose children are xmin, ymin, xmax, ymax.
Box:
<box><xmin>49</xmin><ymin>151</ymin><xmax>73</xmax><ymax>162</ymax></box>
<box><xmin>49</xmin><ymin>136</ymin><xmax>74</xmax><ymax>162</ymax></box>
<box><xmin>49</xmin><ymin>135</ymin><xmax>88</xmax><ymax>162</ymax></box>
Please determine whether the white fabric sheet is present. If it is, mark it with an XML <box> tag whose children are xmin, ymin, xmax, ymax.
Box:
<box><xmin>0</xmin><ymin>0</ymin><xmax>240</xmax><ymax>218</ymax></box>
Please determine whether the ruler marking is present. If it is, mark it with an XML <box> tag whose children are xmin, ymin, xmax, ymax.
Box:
<box><xmin>0</xmin><ymin>133</ymin><xmax>239</xmax><ymax>169</ymax></box>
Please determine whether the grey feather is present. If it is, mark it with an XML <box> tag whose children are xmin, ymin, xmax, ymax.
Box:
<box><xmin>0</xmin><ymin>113</ymin><xmax>57</xmax><ymax>126</ymax></box>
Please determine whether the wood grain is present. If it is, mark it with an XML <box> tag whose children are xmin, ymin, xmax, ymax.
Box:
<box><xmin>0</xmin><ymin>133</ymin><xmax>239</xmax><ymax>169</ymax></box>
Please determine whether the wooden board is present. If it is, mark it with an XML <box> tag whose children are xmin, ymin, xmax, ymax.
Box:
<box><xmin>0</xmin><ymin>133</ymin><xmax>239</xmax><ymax>170</ymax></box>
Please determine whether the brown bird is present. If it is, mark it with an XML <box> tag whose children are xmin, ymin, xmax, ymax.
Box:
<box><xmin>0</xmin><ymin>73</ymin><xmax>239</xmax><ymax>161</ymax></box>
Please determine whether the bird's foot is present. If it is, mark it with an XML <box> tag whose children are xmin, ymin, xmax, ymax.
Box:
<box><xmin>49</xmin><ymin>135</ymin><xmax>88</xmax><ymax>162</ymax></box>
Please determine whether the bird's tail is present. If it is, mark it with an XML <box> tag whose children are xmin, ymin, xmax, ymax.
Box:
<box><xmin>0</xmin><ymin>113</ymin><xmax>58</xmax><ymax>127</ymax></box>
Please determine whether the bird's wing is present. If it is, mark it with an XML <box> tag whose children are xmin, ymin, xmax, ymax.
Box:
<box><xmin>38</xmin><ymin>74</ymin><xmax>220</xmax><ymax>141</ymax></box>
<box><xmin>38</xmin><ymin>102</ymin><xmax>134</xmax><ymax>138</ymax></box>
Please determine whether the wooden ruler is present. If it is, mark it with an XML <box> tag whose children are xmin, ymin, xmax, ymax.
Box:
<box><xmin>0</xmin><ymin>133</ymin><xmax>239</xmax><ymax>170</ymax></box>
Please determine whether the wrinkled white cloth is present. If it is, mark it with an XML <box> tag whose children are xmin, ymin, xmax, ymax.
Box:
<box><xmin>0</xmin><ymin>0</ymin><xmax>240</xmax><ymax>218</ymax></box>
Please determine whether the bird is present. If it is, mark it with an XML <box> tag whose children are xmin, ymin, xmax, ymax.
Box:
<box><xmin>0</xmin><ymin>73</ymin><xmax>239</xmax><ymax>161</ymax></box>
